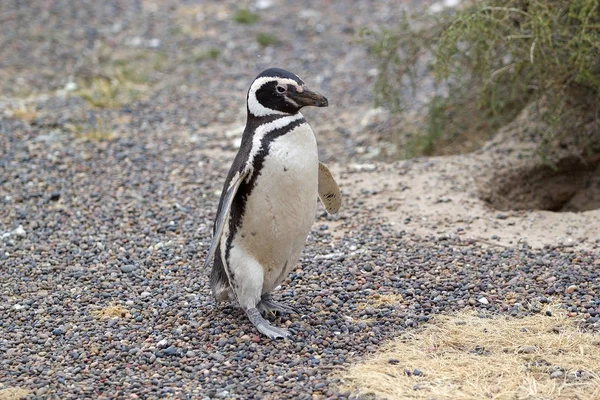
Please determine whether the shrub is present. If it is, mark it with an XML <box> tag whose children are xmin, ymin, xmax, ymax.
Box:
<box><xmin>363</xmin><ymin>0</ymin><xmax>600</xmax><ymax>158</ymax></box>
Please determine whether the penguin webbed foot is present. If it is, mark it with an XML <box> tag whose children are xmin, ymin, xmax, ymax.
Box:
<box><xmin>257</xmin><ymin>293</ymin><xmax>298</xmax><ymax>316</ymax></box>
<box><xmin>245</xmin><ymin>307</ymin><xmax>290</xmax><ymax>340</ymax></box>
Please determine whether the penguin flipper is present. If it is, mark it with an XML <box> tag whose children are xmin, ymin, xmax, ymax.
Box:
<box><xmin>203</xmin><ymin>169</ymin><xmax>249</xmax><ymax>269</ymax></box>
<box><xmin>317</xmin><ymin>162</ymin><xmax>341</xmax><ymax>214</ymax></box>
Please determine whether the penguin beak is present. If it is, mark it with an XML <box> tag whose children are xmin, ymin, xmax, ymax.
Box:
<box><xmin>292</xmin><ymin>86</ymin><xmax>329</xmax><ymax>108</ymax></box>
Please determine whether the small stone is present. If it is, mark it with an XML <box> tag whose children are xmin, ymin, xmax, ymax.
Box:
<box><xmin>255</xmin><ymin>0</ymin><xmax>274</xmax><ymax>10</ymax></box>
<box><xmin>157</xmin><ymin>339</ymin><xmax>169</xmax><ymax>348</ymax></box>
<box><xmin>566</xmin><ymin>285</ymin><xmax>577</xmax><ymax>294</ymax></box>
<box><xmin>412</xmin><ymin>369</ymin><xmax>423</xmax><ymax>376</ymax></box>
<box><xmin>348</xmin><ymin>163</ymin><xmax>376</xmax><ymax>172</ymax></box>
<box><xmin>140</xmin><ymin>291</ymin><xmax>151</xmax><ymax>298</ymax></box>
<box><xmin>363</xmin><ymin>307</ymin><xmax>375</xmax><ymax>315</ymax></box>
<box><xmin>164</xmin><ymin>346</ymin><xmax>179</xmax><ymax>356</ymax></box>
<box><xmin>12</xmin><ymin>225</ymin><xmax>26</xmax><ymax>237</ymax></box>
<box><xmin>551</xmin><ymin>370</ymin><xmax>564</xmax><ymax>379</ymax></box>
<box><xmin>518</xmin><ymin>345</ymin><xmax>537</xmax><ymax>354</ymax></box>
<box><xmin>148</xmin><ymin>38</ymin><xmax>161</xmax><ymax>48</ymax></box>
<box><xmin>478</xmin><ymin>297</ymin><xmax>489</xmax><ymax>305</ymax></box>
<box><xmin>186</xmin><ymin>350</ymin><xmax>196</xmax><ymax>358</ymax></box>
<box><xmin>52</xmin><ymin>328</ymin><xmax>65</xmax><ymax>336</ymax></box>
<box><xmin>120</xmin><ymin>264</ymin><xmax>136</xmax><ymax>273</ymax></box>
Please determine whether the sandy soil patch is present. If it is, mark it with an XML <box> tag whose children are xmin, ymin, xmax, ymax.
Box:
<box><xmin>90</xmin><ymin>304</ymin><xmax>132</xmax><ymax>319</ymax></box>
<box><xmin>0</xmin><ymin>387</ymin><xmax>30</xmax><ymax>400</ymax></box>
<box><xmin>331</xmin><ymin>155</ymin><xmax>600</xmax><ymax>252</ymax></box>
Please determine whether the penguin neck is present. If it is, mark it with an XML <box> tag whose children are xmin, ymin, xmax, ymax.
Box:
<box><xmin>243</xmin><ymin>110</ymin><xmax>304</xmax><ymax>139</ymax></box>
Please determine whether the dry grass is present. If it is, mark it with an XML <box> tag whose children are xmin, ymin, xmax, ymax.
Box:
<box><xmin>338</xmin><ymin>306</ymin><xmax>600</xmax><ymax>399</ymax></box>
<box><xmin>0</xmin><ymin>387</ymin><xmax>31</xmax><ymax>400</ymax></box>
<box><xmin>8</xmin><ymin>105</ymin><xmax>38</xmax><ymax>123</ymax></box>
<box><xmin>65</xmin><ymin>118</ymin><xmax>115</xmax><ymax>141</ymax></box>
<box><xmin>90</xmin><ymin>304</ymin><xmax>131</xmax><ymax>319</ymax></box>
<box><xmin>74</xmin><ymin>47</ymin><xmax>167</xmax><ymax>108</ymax></box>
<box><xmin>75</xmin><ymin>75</ymin><xmax>147</xmax><ymax>109</ymax></box>
<box><xmin>358</xmin><ymin>293</ymin><xmax>404</xmax><ymax>311</ymax></box>
<box><xmin>173</xmin><ymin>3</ymin><xmax>232</xmax><ymax>38</ymax></box>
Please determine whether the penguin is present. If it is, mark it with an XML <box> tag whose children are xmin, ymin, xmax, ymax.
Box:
<box><xmin>203</xmin><ymin>68</ymin><xmax>342</xmax><ymax>339</ymax></box>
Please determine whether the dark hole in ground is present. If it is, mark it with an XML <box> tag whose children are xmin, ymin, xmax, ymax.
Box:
<box><xmin>478</xmin><ymin>157</ymin><xmax>600</xmax><ymax>212</ymax></box>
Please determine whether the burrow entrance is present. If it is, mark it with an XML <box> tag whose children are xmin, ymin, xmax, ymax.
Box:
<box><xmin>478</xmin><ymin>157</ymin><xmax>600</xmax><ymax>212</ymax></box>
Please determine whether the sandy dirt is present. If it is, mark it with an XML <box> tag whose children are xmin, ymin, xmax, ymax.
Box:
<box><xmin>331</xmin><ymin>154</ymin><xmax>600</xmax><ymax>252</ymax></box>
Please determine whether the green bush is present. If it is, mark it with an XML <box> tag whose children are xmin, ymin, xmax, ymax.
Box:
<box><xmin>364</xmin><ymin>0</ymin><xmax>600</xmax><ymax>158</ymax></box>
<box><xmin>256</xmin><ymin>32</ymin><xmax>278</xmax><ymax>47</ymax></box>
<box><xmin>233</xmin><ymin>9</ymin><xmax>259</xmax><ymax>24</ymax></box>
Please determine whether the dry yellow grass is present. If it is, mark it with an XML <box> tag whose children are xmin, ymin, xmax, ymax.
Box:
<box><xmin>0</xmin><ymin>387</ymin><xmax>31</xmax><ymax>400</ymax></box>
<box><xmin>8</xmin><ymin>106</ymin><xmax>37</xmax><ymax>123</ymax></box>
<box><xmin>90</xmin><ymin>304</ymin><xmax>131</xmax><ymax>319</ymax></box>
<box><xmin>65</xmin><ymin>120</ymin><xmax>115</xmax><ymax>141</ymax></box>
<box><xmin>357</xmin><ymin>293</ymin><xmax>404</xmax><ymax>311</ymax></box>
<box><xmin>338</xmin><ymin>307</ymin><xmax>600</xmax><ymax>399</ymax></box>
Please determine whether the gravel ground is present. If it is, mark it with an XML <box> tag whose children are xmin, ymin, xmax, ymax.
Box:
<box><xmin>1</xmin><ymin>1</ymin><xmax>599</xmax><ymax>399</ymax></box>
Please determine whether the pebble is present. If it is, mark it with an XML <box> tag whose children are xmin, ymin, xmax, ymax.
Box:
<box><xmin>163</xmin><ymin>346</ymin><xmax>179</xmax><ymax>356</ymax></box>
<box><xmin>518</xmin><ymin>346</ymin><xmax>537</xmax><ymax>354</ymax></box>
<box><xmin>12</xmin><ymin>225</ymin><xmax>26</xmax><ymax>237</ymax></box>
<box><xmin>120</xmin><ymin>264</ymin><xmax>137</xmax><ymax>273</ymax></box>
<box><xmin>550</xmin><ymin>370</ymin><xmax>564</xmax><ymax>379</ymax></box>
<box><xmin>363</xmin><ymin>307</ymin><xmax>375</xmax><ymax>315</ymax></box>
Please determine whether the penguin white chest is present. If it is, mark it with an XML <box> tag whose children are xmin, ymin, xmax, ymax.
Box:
<box><xmin>236</xmin><ymin>123</ymin><xmax>318</xmax><ymax>292</ymax></box>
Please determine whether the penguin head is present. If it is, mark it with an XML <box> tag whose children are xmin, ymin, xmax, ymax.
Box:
<box><xmin>247</xmin><ymin>68</ymin><xmax>328</xmax><ymax>117</ymax></box>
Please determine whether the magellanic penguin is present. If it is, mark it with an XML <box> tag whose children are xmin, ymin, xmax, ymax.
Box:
<box><xmin>203</xmin><ymin>68</ymin><xmax>341</xmax><ymax>339</ymax></box>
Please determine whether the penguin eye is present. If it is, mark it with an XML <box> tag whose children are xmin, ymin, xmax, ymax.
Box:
<box><xmin>276</xmin><ymin>85</ymin><xmax>286</xmax><ymax>93</ymax></box>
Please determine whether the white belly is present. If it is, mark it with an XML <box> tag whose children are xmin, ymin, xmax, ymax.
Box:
<box><xmin>233</xmin><ymin>123</ymin><xmax>318</xmax><ymax>294</ymax></box>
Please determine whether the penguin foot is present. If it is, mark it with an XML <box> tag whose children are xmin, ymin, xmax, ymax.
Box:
<box><xmin>245</xmin><ymin>307</ymin><xmax>290</xmax><ymax>340</ymax></box>
<box><xmin>257</xmin><ymin>293</ymin><xmax>298</xmax><ymax>316</ymax></box>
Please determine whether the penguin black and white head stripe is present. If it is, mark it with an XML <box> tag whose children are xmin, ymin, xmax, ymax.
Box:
<box><xmin>247</xmin><ymin>67</ymin><xmax>328</xmax><ymax>117</ymax></box>
<box><xmin>203</xmin><ymin>68</ymin><xmax>341</xmax><ymax>340</ymax></box>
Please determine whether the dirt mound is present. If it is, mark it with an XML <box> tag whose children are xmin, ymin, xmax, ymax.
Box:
<box><xmin>475</xmin><ymin>102</ymin><xmax>600</xmax><ymax>213</ymax></box>
<box><xmin>331</xmin><ymin>104</ymin><xmax>600</xmax><ymax>251</ymax></box>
